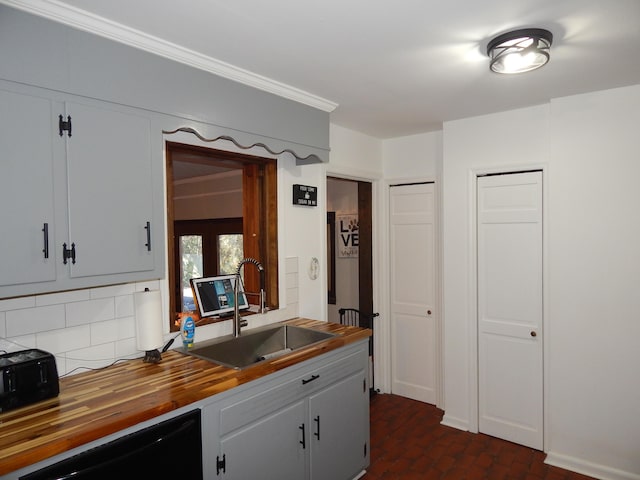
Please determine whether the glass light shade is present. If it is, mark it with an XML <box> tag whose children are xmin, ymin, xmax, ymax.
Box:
<box><xmin>487</xmin><ymin>28</ymin><xmax>553</xmax><ymax>74</ymax></box>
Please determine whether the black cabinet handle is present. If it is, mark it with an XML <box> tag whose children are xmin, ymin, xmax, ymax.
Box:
<box><xmin>42</xmin><ymin>223</ymin><xmax>49</xmax><ymax>259</ymax></box>
<box><xmin>314</xmin><ymin>415</ymin><xmax>320</xmax><ymax>440</ymax></box>
<box><xmin>301</xmin><ymin>374</ymin><xmax>319</xmax><ymax>385</ymax></box>
<box><xmin>144</xmin><ymin>221</ymin><xmax>151</xmax><ymax>251</ymax></box>
<box><xmin>299</xmin><ymin>423</ymin><xmax>306</xmax><ymax>449</ymax></box>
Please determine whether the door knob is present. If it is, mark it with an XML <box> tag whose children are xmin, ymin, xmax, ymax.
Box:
<box><xmin>530</xmin><ymin>331</ymin><xmax>537</xmax><ymax>337</ymax></box>
<box><xmin>427</xmin><ymin>310</ymin><xmax>432</xmax><ymax>315</ymax></box>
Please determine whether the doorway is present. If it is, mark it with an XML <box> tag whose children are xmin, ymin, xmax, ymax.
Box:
<box><xmin>326</xmin><ymin>177</ymin><xmax>373</xmax><ymax>322</ymax></box>
<box><xmin>476</xmin><ymin>171</ymin><xmax>543</xmax><ymax>450</ymax></box>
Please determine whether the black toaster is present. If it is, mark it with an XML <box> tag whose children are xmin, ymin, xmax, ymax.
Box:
<box><xmin>0</xmin><ymin>349</ymin><xmax>59</xmax><ymax>413</ymax></box>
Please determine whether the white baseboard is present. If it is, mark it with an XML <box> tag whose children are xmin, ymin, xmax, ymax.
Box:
<box><xmin>545</xmin><ymin>451</ymin><xmax>640</xmax><ymax>480</ymax></box>
<box><xmin>440</xmin><ymin>414</ymin><xmax>469</xmax><ymax>431</ymax></box>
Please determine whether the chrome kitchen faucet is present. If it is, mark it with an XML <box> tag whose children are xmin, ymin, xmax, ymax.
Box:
<box><xmin>233</xmin><ymin>258</ymin><xmax>265</xmax><ymax>337</ymax></box>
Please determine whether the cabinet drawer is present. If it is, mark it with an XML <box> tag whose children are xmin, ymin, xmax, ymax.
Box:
<box><xmin>220</xmin><ymin>347</ymin><xmax>366</xmax><ymax>436</ymax></box>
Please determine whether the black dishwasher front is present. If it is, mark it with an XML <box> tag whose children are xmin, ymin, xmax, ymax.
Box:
<box><xmin>21</xmin><ymin>409</ymin><xmax>202</xmax><ymax>480</ymax></box>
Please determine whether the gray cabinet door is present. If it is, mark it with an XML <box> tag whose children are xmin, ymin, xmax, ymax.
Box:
<box><xmin>309</xmin><ymin>371</ymin><xmax>369</xmax><ymax>480</ymax></box>
<box><xmin>64</xmin><ymin>101</ymin><xmax>155</xmax><ymax>278</ymax></box>
<box><xmin>203</xmin><ymin>341</ymin><xmax>370</xmax><ymax>480</ymax></box>
<box><xmin>0</xmin><ymin>89</ymin><xmax>58</xmax><ymax>287</ymax></box>
<box><xmin>220</xmin><ymin>400</ymin><xmax>306</xmax><ymax>480</ymax></box>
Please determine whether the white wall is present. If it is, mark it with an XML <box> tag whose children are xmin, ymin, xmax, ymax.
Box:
<box><xmin>382</xmin><ymin>131</ymin><xmax>442</xmax><ymax>180</ymax></box>
<box><xmin>545</xmin><ymin>86</ymin><xmax>640</xmax><ymax>478</ymax></box>
<box><xmin>328</xmin><ymin>124</ymin><xmax>383</xmax><ymax>178</ymax></box>
<box><xmin>326</xmin><ymin>126</ymin><xmax>383</xmax><ymax>327</ymax></box>
<box><xmin>441</xmin><ymin>85</ymin><xmax>640</xmax><ymax>480</ymax></box>
<box><xmin>281</xmin><ymin>159</ymin><xmax>328</xmax><ymax>321</ymax></box>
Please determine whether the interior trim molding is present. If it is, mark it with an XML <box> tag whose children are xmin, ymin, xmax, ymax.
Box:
<box><xmin>545</xmin><ymin>452</ymin><xmax>640</xmax><ymax>480</ymax></box>
<box><xmin>163</xmin><ymin>127</ymin><xmax>323</xmax><ymax>163</ymax></box>
<box><xmin>1</xmin><ymin>0</ymin><xmax>339</xmax><ymax>113</ymax></box>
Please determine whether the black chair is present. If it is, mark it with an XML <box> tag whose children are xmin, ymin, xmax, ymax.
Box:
<box><xmin>338</xmin><ymin>308</ymin><xmax>379</xmax><ymax>397</ymax></box>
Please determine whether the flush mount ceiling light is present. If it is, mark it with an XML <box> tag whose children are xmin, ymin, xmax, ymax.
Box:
<box><xmin>487</xmin><ymin>28</ymin><xmax>553</xmax><ymax>74</ymax></box>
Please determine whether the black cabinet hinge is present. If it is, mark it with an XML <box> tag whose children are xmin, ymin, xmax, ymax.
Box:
<box><xmin>216</xmin><ymin>454</ymin><xmax>226</xmax><ymax>475</ymax></box>
<box><xmin>364</xmin><ymin>442</ymin><xmax>368</xmax><ymax>457</ymax></box>
<box><xmin>58</xmin><ymin>114</ymin><xmax>72</xmax><ymax>137</ymax></box>
<box><xmin>62</xmin><ymin>242</ymin><xmax>76</xmax><ymax>265</ymax></box>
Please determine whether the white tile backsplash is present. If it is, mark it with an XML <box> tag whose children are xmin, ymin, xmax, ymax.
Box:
<box><xmin>115</xmin><ymin>337</ymin><xmax>138</xmax><ymax>358</ymax></box>
<box><xmin>134</xmin><ymin>280</ymin><xmax>161</xmax><ymax>293</ymax></box>
<box><xmin>37</xmin><ymin>325</ymin><xmax>91</xmax><ymax>354</ymax></box>
<box><xmin>2</xmin><ymin>334</ymin><xmax>36</xmax><ymax>351</ymax></box>
<box><xmin>91</xmin><ymin>319</ymin><xmax>120</xmax><ymax>345</ymax></box>
<box><xmin>115</xmin><ymin>294</ymin><xmax>134</xmax><ymax>318</ymax></box>
<box><xmin>65</xmin><ymin>343</ymin><xmax>117</xmax><ymax>374</ymax></box>
<box><xmin>36</xmin><ymin>289</ymin><xmax>90</xmax><ymax>307</ymax></box>
<box><xmin>117</xmin><ymin>316</ymin><xmax>136</xmax><ymax>340</ymax></box>
<box><xmin>287</xmin><ymin>286</ymin><xmax>299</xmax><ymax>304</ymax></box>
<box><xmin>0</xmin><ymin>296</ymin><xmax>36</xmax><ymax>312</ymax></box>
<box><xmin>90</xmin><ymin>283</ymin><xmax>135</xmax><ymax>299</ymax></box>
<box><xmin>6</xmin><ymin>304</ymin><xmax>65</xmax><ymax>336</ymax></box>
<box><xmin>286</xmin><ymin>256</ymin><xmax>299</xmax><ymax>273</ymax></box>
<box><xmin>65</xmin><ymin>298</ymin><xmax>115</xmax><ymax>327</ymax></box>
<box><xmin>0</xmin><ymin>259</ymin><xmax>301</xmax><ymax>376</ymax></box>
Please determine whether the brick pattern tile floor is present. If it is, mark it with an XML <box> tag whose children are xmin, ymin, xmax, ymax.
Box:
<box><xmin>362</xmin><ymin>393</ymin><xmax>596</xmax><ymax>480</ymax></box>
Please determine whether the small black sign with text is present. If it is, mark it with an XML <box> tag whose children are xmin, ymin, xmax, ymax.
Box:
<box><xmin>292</xmin><ymin>184</ymin><xmax>318</xmax><ymax>206</ymax></box>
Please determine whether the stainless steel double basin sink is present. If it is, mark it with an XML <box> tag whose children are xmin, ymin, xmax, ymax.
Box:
<box><xmin>181</xmin><ymin>324</ymin><xmax>336</xmax><ymax>369</ymax></box>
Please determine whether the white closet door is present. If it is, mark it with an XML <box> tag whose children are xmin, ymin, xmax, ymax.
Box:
<box><xmin>477</xmin><ymin>171</ymin><xmax>543</xmax><ymax>450</ymax></box>
<box><xmin>390</xmin><ymin>183</ymin><xmax>437</xmax><ymax>404</ymax></box>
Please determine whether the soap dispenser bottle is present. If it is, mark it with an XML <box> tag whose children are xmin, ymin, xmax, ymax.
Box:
<box><xmin>180</xmin><ymin>316</ymin><xmax>195</xmax><ymax>349</ymax></box>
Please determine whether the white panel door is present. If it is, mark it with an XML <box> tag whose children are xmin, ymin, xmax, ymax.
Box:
<box><xmin>390</xmin><ymin>183</ymin><xmax>437</xmax><ymax>404</ymax></box>
<box><xmin>477</xmin><ymin>171</ymin><xmax>543</xmax><ymax>450</ymax></box>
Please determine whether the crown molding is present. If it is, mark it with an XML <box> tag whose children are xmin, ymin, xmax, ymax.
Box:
<box><xmin>1</xmin><ymin>0</ymin><xmax>339</xmax><ymax>112</ymax></box>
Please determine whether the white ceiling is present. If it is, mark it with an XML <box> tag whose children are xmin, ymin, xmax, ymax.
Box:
<box><xmin>6</xmin><ymin>0</ymin><xmax>640</xmax><ymax>139</ymax></box>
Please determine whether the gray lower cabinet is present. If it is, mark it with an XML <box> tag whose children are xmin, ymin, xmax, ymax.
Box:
<box><xmin>0</xmin><ymin>81</ymin><xmax>163</xmax><ymax>298</ymax></box>
<box><xmin>309</xmin><ymin>371</ymin><xmax>369</xmax><ymax>479</ymax></box>
<box><xmin>203</xmin><ymin>340</ymin><xmax>370</xmax><ymax>480</ymax></box>
<box><xmin>219</xmin><ymin>400</ymin><xmax>306</xmax><ymax>479</ymax></box>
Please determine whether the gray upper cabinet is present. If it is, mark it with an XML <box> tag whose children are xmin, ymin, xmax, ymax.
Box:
<box><xmin>0</xmin><ymin>82</ymin><xmax>164</xmax><ymax>299</ymax></box>
<box><xmin>0</xmin><ymin>89</ymin><xmax>59</xmax><ymax>288</ymax></box>
<box><xmin>63</xmin><ymin>101</ymin><xmax>155</xmax><ymax>279</ymax></box>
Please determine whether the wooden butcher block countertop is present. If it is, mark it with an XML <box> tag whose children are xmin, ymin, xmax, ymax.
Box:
<box><xmin>0</xmin><ymin>318</ymin><xmax>371</xmax><ymax>476</ymax></box>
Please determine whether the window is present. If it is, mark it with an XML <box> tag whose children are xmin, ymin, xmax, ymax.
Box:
<box><xmin>166</xmin><ymin>142</ymin><xmax>278</xmax><ymax>331</ymax></box>
<box><xmin>179</xmin><ymin>234</ymin><xmax>203</xmax><ymax>311</ymax></box>
<box><xmin>218</xmin><ymin>234</ymin><xmax>244</xmax><ymax>275</ymax></box>
<box><xmin>174</xmin><ymin>219</ymin><xmax>243</xmax><ymax>313</ymax></box>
